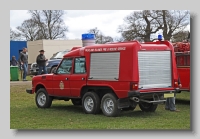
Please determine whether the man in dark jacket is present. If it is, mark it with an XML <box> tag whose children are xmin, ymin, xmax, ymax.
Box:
<box><xmin>19</xmin><ymin>47</ymin><xmax>28</xmax><ymax>81</ymax></box>
<box><xmin>36</xmin><ymin>50</ymin><xmax>48</xmax><ymax>75</ymax></box>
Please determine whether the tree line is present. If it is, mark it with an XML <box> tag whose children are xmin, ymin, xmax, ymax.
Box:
<box><xmin>10</xmin><ymin>10</ymin><xmax>190</xmax><ymax>43</ymax></box>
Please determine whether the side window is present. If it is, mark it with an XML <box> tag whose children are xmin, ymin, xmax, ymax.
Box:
<box><xmin>74</xmin><ymin>57</ymin><xmax>86</xmax><ymax>74</ymax></box>
<box><xmin>57</xmin><ymin>58</ymin><xmax>73</xmax><ymax>74</ymax></box>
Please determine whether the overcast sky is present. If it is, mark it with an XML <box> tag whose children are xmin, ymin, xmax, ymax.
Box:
<box><xmin>10</xmin><ymin>10</ymin><xmax>135</xmax><ymax>40</ymax></box>
<box><xmin>10</xmin><ymin>10</ymin><xmax>190</xmax><ymax>40</ymax></box>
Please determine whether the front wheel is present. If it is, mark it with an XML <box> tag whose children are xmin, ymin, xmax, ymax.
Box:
<box><xmin>101</xmin><ymin>93</ymin><xmax>121</xmax><ymax>117</ymax></box>
<box><xmin>35</xmin><ymin>88</ymin><xmax>52</xmax><ymax>108</ymax></box>
<box><xmin>82</xmin><ymin>92</ymin><xmax>100</xmax><ymax>114</ymax></box>
<box><xmin>139</xmin><ymin>102</ymin><xmax>158</xmax><ymax>112</ymax></box>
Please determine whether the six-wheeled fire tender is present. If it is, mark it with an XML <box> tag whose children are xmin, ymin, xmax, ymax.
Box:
<box><xmin>26</xmin><ymin>34</ymin><xmax>180</xmax><ymax>117</ymax></box>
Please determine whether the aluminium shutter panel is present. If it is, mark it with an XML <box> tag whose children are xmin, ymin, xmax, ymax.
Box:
<box><xmin>138</xmin><ymin>51</ymin><xmax>172</xmax><ymax>89</ymax></box>
<box><xmin>89</xmin><ymin>52</ymin><xmax>120</xmax><ymax>80</ymax></box>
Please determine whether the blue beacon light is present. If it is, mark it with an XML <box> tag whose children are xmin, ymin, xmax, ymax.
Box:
<box><xmin>82</xmin><ymin>33</ymin><xmax>95</xmax><ymax>40</ymax></box>
<box><xmin>158</xmin><ymin>35</ymin><xmax>162</xmax><ymax>41</ymax></box>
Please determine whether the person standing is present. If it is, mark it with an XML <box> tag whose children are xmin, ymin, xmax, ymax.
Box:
<box><xmin>165</xmin><ymin>77</ymin><xmax>182</xmax><ymax>112</ymax></box>
<box><xmin>10</xmin><ymin>56</ymin><xmax>19</xmax><ymax>66</ymax></box>
<box><xmin>19</xmin><ymin>47</ymin><xmax>28</xmax><ymax>81</ymax></box>
<box><xmin>36</xmin><ymin>50</ymin><xmax>48</xmax><ymax>75</ymax></box>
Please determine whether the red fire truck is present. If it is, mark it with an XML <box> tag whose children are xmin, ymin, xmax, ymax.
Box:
<box><xmin>173</xmin><ymin>41</ymin><xmax>190</xmax><ymax>92</ymax></box>
<box><xmin>26</xmin><ymin>35</ymin><xmax>180</xmax><ymax>117</ymax></box>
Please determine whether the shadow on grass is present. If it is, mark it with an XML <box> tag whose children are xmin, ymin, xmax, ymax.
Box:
<box><xmin>120</xmin><ymin>110</ymin><xmax>161</xmax><ymax>118</ymax></box>
<box><xmin>48</xmin><ymin>104</ymin><xmax>161</xmax><ymax>118</ymax></box>
<box><xmin>25</xmin><ymin>99</ymin><xmax>189</xmax><ymax>118</ymax></box>
<box><xmin>50</xmin><ymin>104</ymin><xmax>83</xmax><ymax>113</ymax></box>
<box><xmin>175</xmin><ymin>98</ymin><xmax>190</xmax><ymax>105</ymax></box>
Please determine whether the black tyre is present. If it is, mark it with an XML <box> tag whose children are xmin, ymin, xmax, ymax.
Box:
<box><xmin>101</xmin><ymin>93</ymin><xmax>121</xmax><ymax>117</ymax></box>
<box><xmin>139</xmin><ymin>102</ymin><xmax>158</xmax><ymax>112</ymax></box>
<box><xmin>35</xmin><ymin>88</ymin><xmax>52</xmax><ymax>108</ymax></box>
<box><xmin>50</xmin><ymin>66</ymin><xmax>57</xmax><ymax>73</ymax></box>
<box><xmin>71</xmin><ymin>98</ymin><xmax>82</xmax><ymax>106</ymax></box>
<box><xmin>82</xmin><ymin>92</ymin><xmax>100</xmax><ymax>114</ymax></box>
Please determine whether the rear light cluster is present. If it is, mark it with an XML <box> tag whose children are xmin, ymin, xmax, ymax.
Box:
<box><xmin>130</xmin><ymin>82</ymin><xmax>138</xmax><ymax>90</ymax></box>
<box><xmin>174</xmin><ymin>81</ymin><xmax>179</xmax><ymax>88</ymax></box>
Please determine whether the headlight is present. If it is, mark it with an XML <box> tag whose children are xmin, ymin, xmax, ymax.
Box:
<box><xmin>46</xmin><ymin>62</ymin><xmax>49</xmax><ymax>66</ymax></box>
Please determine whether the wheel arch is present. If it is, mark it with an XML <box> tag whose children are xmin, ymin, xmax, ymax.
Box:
<box><xmin>80</xmin><ymin>85</ymin><xmax>118</xmax><ymax>100</ymax></box>
<box><xmin>35</xmin><ymin>83</ymin><xmax>46</xmax><ymax>93</ymax></box>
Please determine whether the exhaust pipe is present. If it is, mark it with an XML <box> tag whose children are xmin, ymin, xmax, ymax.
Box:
<box><xmin>130</xmin><ymin>97</ymin><xmax>139</xmax><ymax>102</ymax></box>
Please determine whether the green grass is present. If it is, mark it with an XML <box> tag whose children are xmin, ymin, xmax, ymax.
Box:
<box><xmin>10</xmin><ymin>84</ymin><xmax>190</xmax><ymax>130</ymax></box>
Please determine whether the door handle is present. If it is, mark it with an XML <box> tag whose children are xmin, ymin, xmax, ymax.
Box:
<box><xmin>82</xmin><ymin>77</ymin><xmax>85</xmax><ymax>80</ymax></box>
<box><xmin>66</xmin><ymin>78</ymin><xmax>68</xmax><ymax>80</ymax></box>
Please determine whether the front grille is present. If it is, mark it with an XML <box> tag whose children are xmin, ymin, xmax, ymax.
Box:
<box><xmin>33</xmin><ymin>64</ymin><xmax>38</xmax><ymax>68</ymax></box>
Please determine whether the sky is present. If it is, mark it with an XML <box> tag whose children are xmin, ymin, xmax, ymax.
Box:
<box><xmin>10</xmin><ymin>10</ymin><xmax>190</xmax><ymax>40</ymax></box>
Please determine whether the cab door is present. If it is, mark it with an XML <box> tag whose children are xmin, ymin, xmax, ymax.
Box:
<box><xmin>53</xmin><ymin>58</ymin><xmax>73</xmax><ymax>97</ymax></box>
<box><xmin>70</xmin><ymin>57</ymin><xmax>87</xmax><ymax>97</ymax></box>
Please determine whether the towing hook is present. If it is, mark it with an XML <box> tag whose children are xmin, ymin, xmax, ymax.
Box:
<box><xmin>130</xmin><ymin>97</ymin><xmax>139</xmax><ymax>102</ymax></box>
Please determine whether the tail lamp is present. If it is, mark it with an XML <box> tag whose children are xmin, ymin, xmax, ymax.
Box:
<box><xmin>174</xmin><ymin>81</ymin><xmax>179</xmax><ymax>88</ymax></box>
<box><xmin>130</xmin><ymin>82</ymin><xmax>138</xmax><ymax>90</ymax></box>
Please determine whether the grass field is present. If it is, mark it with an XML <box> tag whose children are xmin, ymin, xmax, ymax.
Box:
<box><xmin>10</xmin><ymin>84</ymin><xmax>190</xmax><ymax>130</ymax></box>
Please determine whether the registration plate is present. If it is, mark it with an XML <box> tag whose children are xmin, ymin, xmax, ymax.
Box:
<box><xmin>164</xmin><ymin>93</ymin><xmax>174</xmax><ymax>98</ymax></box>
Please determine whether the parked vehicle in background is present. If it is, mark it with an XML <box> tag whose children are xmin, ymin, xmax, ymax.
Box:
<box><xmin>30</xmin><ymin>50</ymin><xmax>69</xmax><ymax>75</ymax></box>
<box><xmin>173</xmin><ymin>41</ymin><xmax>190</xmax><ymax>92</ymax></box>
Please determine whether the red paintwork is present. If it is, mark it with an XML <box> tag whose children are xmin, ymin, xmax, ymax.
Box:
<box><xmin>177</xmin><ymin>67</ymin><xmax>190</xmax><ymax>91</ymax></box>
<box><xmin>173</xmin><ymin>42</ymin><xmax>190</xmax><ymax>92</ymax></box>
<box><xmin>31</xmin><ymin>40</ymin><xmax>179</xmax><ymax>99</ymax></box>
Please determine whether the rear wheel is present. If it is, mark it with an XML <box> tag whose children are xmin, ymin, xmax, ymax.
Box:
<box><xmin>139</xmin><ymin>101</ymin><xmax>158</xmax><ymax>112</ymax></box>
<box><xmin>101</xmin><ymin>93</ymin><xmax>121</xmax><ymax>117</ymax></box>
<box><xmin>82</xmin><ymin>92</ymin><xmax>100</xmax><ymax>114</ymax></box>
<box><xmin>35</xmin><ymin>88</ymin><xmax>52</xmax><ymax>108</ymax></box>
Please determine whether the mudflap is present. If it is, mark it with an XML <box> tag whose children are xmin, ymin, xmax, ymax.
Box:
<box><xmin>117</xmin><ymin>98</ymin><xmax>137</xmax><ymax>109</ymax></box>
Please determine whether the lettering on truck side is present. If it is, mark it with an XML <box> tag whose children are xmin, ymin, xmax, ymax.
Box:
<box><xmin>85</xmin><ymin>47</ymin><xmax>126</xmax><ymax>52</ymax></box>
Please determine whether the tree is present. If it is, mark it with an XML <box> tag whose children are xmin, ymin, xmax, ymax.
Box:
<box><xmin>171</xmin><ymin>31</ymin><xmax>190</xmax><ymax>42</ymax></box>
<box><xmin>114</xmin><ymin>36</ymin><xmax>125</xmax><ymax>42</ymax></box>
<box><xmin>156</xmin><ymin>10</ymin><xmax>190</xmax><ymax>41</ymax></box>
<box><xmin>10</xmin><ymin>28</ymin><xmax>22</xmax><ymax>41</ymax></box>
<box><xmin>16</xmin><ymin>19</ymin><xmax>41</xmax><ymax>41</ymax></box>
<box><xmin>118</xmin><ymin>10</ymin><xmax>190</xmax><ymax>42</ymax></box>
<box><xmin>16</xmin><ymin>10</ymin><xmax>68</xmax><ymax>41</ymax></box>
<box><xmin>118</xmin><ymin>10</ymin><xmax>163</xmax><ymax>42</ymax></box>
<box><xmin>88</xmin><ymin>27</ymin><xmax>113</xmax><ymax>44</ymax></box>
